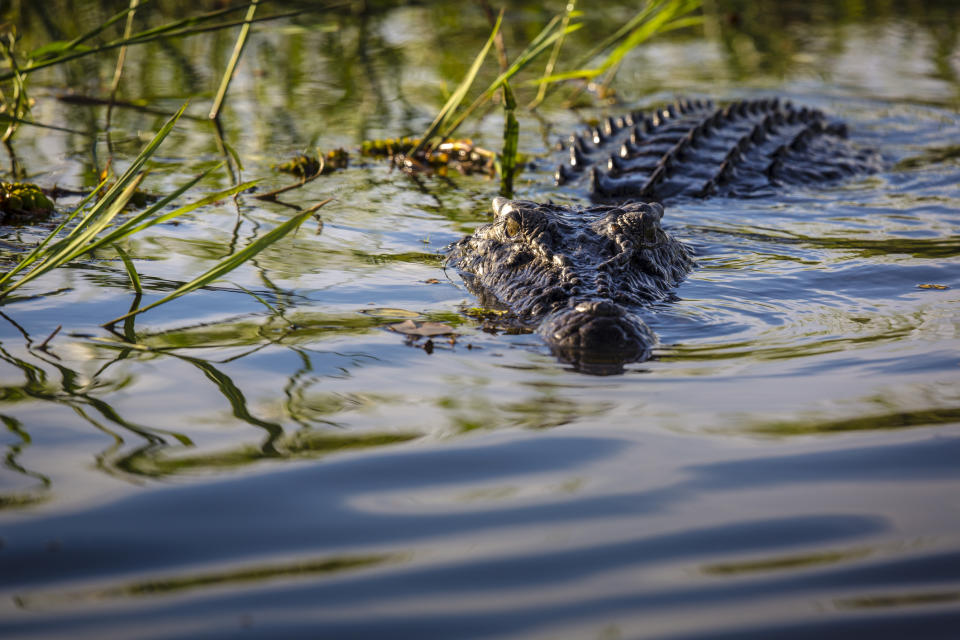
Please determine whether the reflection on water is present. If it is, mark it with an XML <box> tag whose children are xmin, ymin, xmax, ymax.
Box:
<box><xmin>14</xmin><ymin>552</ymin><xmax>399</xmax><ymax>611</ymax></box>
<box><xmin>3</xmin><ymin>431</ymin><xmax>960</xmax><ymax>638</ymax></box>
<box><xmin>0</xmin><ymin>0</ymin><xmax>959</xmax><ymax>638</ymax></box>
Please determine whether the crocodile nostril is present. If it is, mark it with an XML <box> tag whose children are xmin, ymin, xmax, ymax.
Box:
<box><xmin>574</xmin><ymin>300</ymin><xmax>624</xmax><ymax>316</ymax></box>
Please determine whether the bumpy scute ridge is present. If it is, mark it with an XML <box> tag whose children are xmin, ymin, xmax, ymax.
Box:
<box><xmin>554</xmin><ymin>98</ymin><xmax>881</xmax><ymax>201</ymax></box>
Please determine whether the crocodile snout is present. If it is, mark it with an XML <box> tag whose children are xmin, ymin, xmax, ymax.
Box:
<box><xmin>539</xmin><ymin>300</ymin><xmax>655</xmax><ymax>374</ymax></box>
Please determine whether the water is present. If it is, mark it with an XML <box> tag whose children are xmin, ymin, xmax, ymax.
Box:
<box><xmin>1</xmin><ymin>2</ymin><xmax>959</xmax><ymax>637</ymax></box>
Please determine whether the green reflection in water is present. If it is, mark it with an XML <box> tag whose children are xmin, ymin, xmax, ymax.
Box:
<box><xmin>0</xmin><ymin>335</ymin><xmax>194</xmax><ymax>496</ymax></box>
<box><xmin>0</xmin><ymin>304</ymin><xmax>429</xmax><ymax>491</ymax></box>
<box><xmin>665</xmin><ymin>326</ymin><xmax>918</xmax><ymax>363</ymax></box>
<box><xmin>701</xmin><ymin>0</ymin><xmax>959</xmax><ymax>99</ymax></box>
<box><xmin>702</xmin><ymin>548</ymin><xmax>870</xmax><ymax>575</ymax></box>
<box><xmin>0</xmin><ymin>413</ymin><xmax>51</xmax><ymax>509</ymax></box>
<box><xmin>352</xmin><ymin>250</ymin><xmax>445</xmax><ymax>266</ymax></box>
<box><xmin>791</xmin><ymin>234</ymin><xmax>960</xmax><ymax>261</ymax></box>
<box><xmin>693</xmin><ymin>225</ymin><xmax>960</xmax><ymax>260</ymax></box>
<box><xmin>116</xmin><ymin>431</ymin><xmax>419</xmax><ymax>477</ymax></box>
<box><xmin>444</xmin><ymin>383</ymin><xmax>612</xmax><ymax>433</ymax></box>
<box><xmin>896</xmin><ymin>145</ymin><xmax>960</xmax><ymax>171</ymax></box>
<box><xmin>754</xmin><ymin>406</ymin><xmax>960</xmax><ymax>436</ymax></box>
<box><xmin>87</xmin><ymin>338</ymin><xmax>422</xmax><ymax>478</ymax></box>
<box><xmin>835</xmin><ymin>591</ymin><xmax>960</xmax><ymax>610</ymax></box>
<box><xmin>502</xmin><ymin>395</ymin><xmax>611</xmax><ymax>430</ymax></box>
<box><xmin>98</xmin><ymin>308</ymin><xmax>466</xmax><ymax>353</ymax></box>
<box><xmin>15</xmin><ymin>553</ymin><xmax>398</xmax><ymax>610</ymax></box>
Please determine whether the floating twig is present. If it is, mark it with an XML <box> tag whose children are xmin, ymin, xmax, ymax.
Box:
<box><xmin>254</xmin><ymin>155</ymin><xmax>325</xmax><ymax>201</ymax></box>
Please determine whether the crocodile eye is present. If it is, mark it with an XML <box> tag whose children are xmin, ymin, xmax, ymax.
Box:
<box><xmin>504</xmin><ymin>213</ymin><xmax>521</xmax><ymax>237</ymax></box>
<box><xmin>617</xmin><ymin>212</ymin><xmax>644</xmax><ymax>235</ymax></box>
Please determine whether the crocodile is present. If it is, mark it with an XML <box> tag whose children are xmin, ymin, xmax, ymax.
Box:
<box><xmin>447</xmin><ymin>98</ymin><xmax>882</xmax><ymax>374</ymax></box>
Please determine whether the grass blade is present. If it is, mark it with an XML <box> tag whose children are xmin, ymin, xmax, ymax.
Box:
<box><xmin>102</xmin><ymin>201</ymin><xmax>330</xmax><ymax>326</ymax></box>
<box><xmin>597</xmin><ymin>0</ymin><xmax>701</xmax><ymax>75</ymax></box>
<box><xmin>51</xmin><ymin>0</ymin><xmax>150</xmax><ymax>55</ymax></box>
<box><xmin>96</xmin><ymin>172</ymin><xmax>257</xmax><ymax>247</ymax></box>
<box><xmin>529</xmin><ymin>2</ymin><xmax>577</xmax><ymax>109</ymax></box>
<box><xmin>410</xmin><ymin>10</ymin><xmax>502</xmax><ymax>157</ymax></box>
<box><xmin>107</xmin><ymin>0</ymin><xmax>142</xmax><ymax>127</ymax></box>
<box><xmin>77</xmin><ymin>102</ymin><xmax>189</xmax><ymax>228</ymax></box>
<box><xmin>1</xmin><ymin>175</ymin><xmax>145</xmax><ymax>296</ymax></box>
<box><xmin>498</xmin><ymin>80</ymin><xmax>518</xmax><ymax>198</ymax></box>
<box><xmin>209</xmin><ymin>0</ymin><xmax>259</xmax><ymax>120</ymax></box>
<box><xmin>0</xmin><ymin>33</ymin><xmax>30</xmax><ymax>142</ymax></box>
<box><xmin>439</xmin><ymin>21</ymin><xmax>582</xmax><ymax>140</ymax></box>
<box><xmin>0</xmin><ymin>8</ymin><xmax>301</xmax><ymax>83</ymax></box>
<box><xmin>113</xmin><ymin>244</ymin><xmax>142</xmax><ymax>294</ymax></box>
<box><xmin>534</xmin><ymin>0</ymin><xmax>702</xmax><ymax>100</ymax></box>
<box><xmin>0</xmin><ymin>103</ymin><xmax>186</xmax><ymax>298</ymax></box>
<box><xmin>572</xmin><ymin>1</ymin><xmax>660</xmax><ymax>69</ymax></box>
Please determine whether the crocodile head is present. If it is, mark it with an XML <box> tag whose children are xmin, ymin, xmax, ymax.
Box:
<box><xmin>448</xmin><ymin>197</ymin><xmax>694</xmax><ymax>373</ymax></box>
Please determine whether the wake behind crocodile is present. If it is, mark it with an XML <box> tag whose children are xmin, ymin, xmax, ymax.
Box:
<box><xmin>446</xmin><ymin>98</ymin><xmax>883</xmax><ymax>374</ymax></box>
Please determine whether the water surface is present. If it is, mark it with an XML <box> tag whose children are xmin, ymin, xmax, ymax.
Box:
<box><xmin>0</xmin><ymin>2</ymin><xmax>959</xmax><ymax>638</ymax></box>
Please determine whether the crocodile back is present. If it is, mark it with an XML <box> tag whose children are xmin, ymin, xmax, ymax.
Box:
<box><xmin>555</xmin><ymin>98</ymin><xmax>882</xmax><ymax>202</ymax></box>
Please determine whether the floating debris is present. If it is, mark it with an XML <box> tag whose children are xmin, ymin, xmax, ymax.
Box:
<box><xmin>463</xmin><ymin>306</ymin><xmax>509</xmax><ymax>320</ymax></box>
<box><xmin>273</xmin><ymin>148</ymin><xmax>350</xmax><ymax>177</ymax></box>
<box><xmin>388</xmin><ymin>319</ymin><xmax>457</xmax><ymax>337</ymax></box>
<box><xmin>361</xmin><ymin>307</ymin><xmax>421</xmax><ymax>319</ymax></box>
<box><xmin>362</xmin><ymin>136</ymin><xmax>496</xmax><ymax>175</ymax></box>
<box><xmin>361</xmin><ymin>136</ymin><xmax>421</xmax><ymax>157</ymax></box>
<box><xmin>0</xmin><ymin>182</ymin><xmax>55</xmax><ymax>224</ymax></box>
<box><xmin>274</xmin><ymin>154</ymin><xmax>321</xmax><ymax>177</ymax></box>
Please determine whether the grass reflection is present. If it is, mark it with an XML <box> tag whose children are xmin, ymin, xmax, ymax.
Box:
<box><xmin>15</xmin><ymin>552</ymin><xmax>398</xmax><ymax>610</ymax></box>
<box><xmin>692</xmin><ymin>224</ymin><xmax>960</xmax><ymax>260</ymax></box>
<box><xmin>0</xmin><ymin>301</ymin><xmax>430</xmax><ymax>489</ymax></box>
<box><xmin>1</xmin><ymin>413</ymin><xmax>51</xmax><ymax>508</ymax></box>
<box><xmin>0</xmin><ymin>338</ymin><xmax>192</xmax><ymax>491</ymax></box>
<box><xmin>444</xmin><ymin>385</ymin><xmax>612</xmax><ymax>433</ymax></box>
<box><xmin>702</xmin><ymin>548</ymin><xmax>870</xmax><ymax>575</ymax></box>
<box><xmin>836</xmin><ymin>591</ymin><xmax>960</xmax><ymax>610</ymax></box>
<box><xmin>100</xmin><ymin>308</ymin><xmax>465</xmax><ymax>352</ymax></box>
<box><xmin>665</xmin><ymin>327</ymin><xmax>917</xmax><ymax>363</ymax></box>
<box><xmin>896</xmin><ymin>145</ymin><xmax>960</xmax><ymax>171</ymax></box>
<box><xmin>754</xmin><ymin>406</ymin><xmax>960</xmax><ymax>436</ymax></box>
<box><xmin>115</xmin><ymin>431</ymin><xmax>419</xmax><ymax>477</ymax></box>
